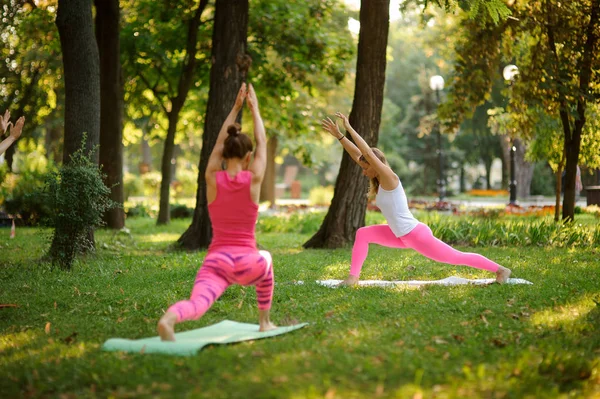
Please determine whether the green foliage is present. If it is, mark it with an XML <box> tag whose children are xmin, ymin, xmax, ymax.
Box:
<box><xmin>172</xmin><ymin>168</ymin><xmax>198</xmax><ymax>198</ymax></box>
<box><xmin>44</xmin><ymin>145</ymin><xmax>118</xmax><ymax>269</ymax></box>
<box><xmin>1</xmin><ymin>169</ymin><xmax>53</xmax><ymax>225</ymax></box>
<box><xmin>529</xmin><ymin>162</ymin><xmax>556</xmax><ymax>196</ymax></box>
<box><xmin>169</xmin><ymin>203</ymin><xmax>194</xmax><ymax>219</ymax></box>
<box><xmin>256</xmin><ymin>212</ymin><xmax>325</xmax><ymax>235</ymax></box>
<box><xmin>122</xmin><ymin>172</ymin><xmax>144</xmax><ymax>199</ymax></box>
<box><xmin>125</xmin><ymin>203</ymin><xmax>155</xmax><ymax>219</ymax></box>
<box><xmin>308</xmin><ymin>185</ymin><xmax>334</xmax><ymax>206</ymax></box>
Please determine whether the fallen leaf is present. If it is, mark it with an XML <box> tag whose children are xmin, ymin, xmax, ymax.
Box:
<box><xmin>325</xmin><ymin>388</ymin><xmax>336</xmax><ymax>399</ymax></box>
<box><xmin>452</xmin><ymin>334</ymin><xmax>465</xmax><ymax>342</ymax></box>
<box><xmin>480</xmin><ymin>314</ymin><xmax>489</xmax><ymax>327</ymax></box>
<box><xmin>325</xmin><ymin>310</ymin><xmax>335</xmax><ymax>319</ymax></box>
<box><xmin>433</xmin><ymin>336</ymin><xmax>448</xmax><ymax>345</ymax></box>
<box><xmin>443</xmin><ymin>352</ymin><xmax>450</xmax><ymax>360</ymax></box>
<box><xmin>492</xmin><ymin>338</ymin><xmax>506</xmax><ymax>348</ymax></box>
<box><xmin>394</xmin><ymin>340</ymin><xmax>405</xmax><ymax>347</ymax></box>
<box><xmin>44</xmin><ymin>322</ymin><xmax>51</xmax><ymax>334</ymax></box>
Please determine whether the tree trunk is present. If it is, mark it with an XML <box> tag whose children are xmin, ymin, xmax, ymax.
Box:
<box><xmin>500</xmin><ymin>134</ymin><xmax>510</xmax><ymax>190</ymax></box>
<box><xmin>304</xmin><ymin>0</ymin><xmax>390</xmax><ymax>248</ymax></box>
<box><xmin>157</xmin><ymin>111</ymin><xmax>179</xmax><ymax>224</ymax></box>
<box><xmin>484</xmin><ymin>159</ymin><xmax>492</xmax><ymax>190</ymax></box>
<box><xmin>44</xmin><ymin>121</ymin><xmax>62</xmax><ymax>163</ymax></box>
<box><xmin>95</xmin><ymin>0</ymin><xmax>124</xmax><ymax>229</ymax></box>
<box><xmin>514</xmin><ymin>138</ymin><xmax>534</xmax><ymax>199</ymax></box>
<box><xmin>178</xmin><ymin>0</ymin><xmax>249</xmax><ymax>249</ymax></box>
<box><xmin>555</xmin><ymin>167</ymin><xmax>563</xmax><ymax>222</ymax></box>
<box><xmin>55</xmin><ymin>0</ymin><xmax>100</xmax><ymax>254</ymax></box>
<box><xmin>260</xmin><ymin>135</ymin><xmax>278</xmax><ymax>206</ymax></box>
<box><xmin>140</xmin><ymin>128</ymin><xmax>152</xmax><ymax>173</ymax></box>
<box><xmin>156</xmin><ymin>0</ymin><xmax>208</xmax><ymax>225</ymax></box>
<box><xmin>56</xmin><ymin>0</ymin><xmax>100</xmax><ymax>164</ymax></box>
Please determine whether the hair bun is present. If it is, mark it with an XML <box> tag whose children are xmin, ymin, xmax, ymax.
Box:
<box><xmin>227</xmin><ymin>123</ymin><xmax>241</xmax><ymax>137</ymax></box>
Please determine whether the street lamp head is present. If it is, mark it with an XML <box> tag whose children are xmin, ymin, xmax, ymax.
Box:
<box><xmin>429</xmin><ymin>75</ymin><xmax>445</xmax><ymax>91</ymax></box>
<box><xmin>503</xmin><ymin>64</ymin><xmax>519</xmax><ymax>81</ymax></box>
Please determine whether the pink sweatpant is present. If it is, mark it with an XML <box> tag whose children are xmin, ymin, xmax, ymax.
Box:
<box><xmin>168</xmin><ymin>248</ymin><xmax>274</xmax><ymax>322</ymax></box>
<box><xmin>350</xmin><ymin>223</ymin><xmax>501</xmax><ymax>277</ymax></box>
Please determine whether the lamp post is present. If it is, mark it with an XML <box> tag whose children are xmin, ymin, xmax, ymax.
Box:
<box><xmin>503</xmin><ymin>64</ymin><xmax>519</xmax><ymax>205</ymax></box>
<box><xmin>429</xmin><ymin>75</ymin><xmax>445</xmax><ymax>202</ymax></box>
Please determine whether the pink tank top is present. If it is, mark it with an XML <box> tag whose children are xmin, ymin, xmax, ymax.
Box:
<box><xmin>208</xmin><ymin>170</ymin><xmax>258</xmax><ymax>251</ymax></box>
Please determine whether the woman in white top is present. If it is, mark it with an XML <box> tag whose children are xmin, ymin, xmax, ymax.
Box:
<box><xmin>323</xmin><ymin>112</ymin><xmax>512</xmax><ymax>286</ymax></box>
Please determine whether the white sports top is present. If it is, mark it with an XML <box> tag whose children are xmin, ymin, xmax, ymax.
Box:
<box><xmin>375</xmin><ymin>175</ymin><xmax>419</xmax><ymax>237</ymax></box>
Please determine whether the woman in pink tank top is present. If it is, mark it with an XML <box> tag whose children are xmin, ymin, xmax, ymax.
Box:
<box><xmin>322</xmin><ymin>112</ymin><xmax>512</xmax><ymax>287</ymax></box>
<box><xmin>158</xmin><ymin>83</ymin><xmax>276</xmax><ymax>341</ymax></box>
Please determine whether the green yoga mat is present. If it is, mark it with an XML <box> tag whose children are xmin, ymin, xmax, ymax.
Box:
<box><xmin>102</xmin><ymin>320</ymin><xmax>308</xmax><ymax>356</ymax></box>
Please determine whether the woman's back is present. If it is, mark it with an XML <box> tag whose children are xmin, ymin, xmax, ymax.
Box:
<box><xmin>208</xmin><ymin>170</ymin><xmax>258</xmax><ymax>251</ymax></box>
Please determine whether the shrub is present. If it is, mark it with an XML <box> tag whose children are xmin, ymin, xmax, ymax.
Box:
<box><xmin>170</xmin><ymin>203</ymin><xmax>194</xmax><ymax>219</ymax></box>
<box><xmin>308</xmin><ymin>185</ymin><xmax>334</xmax><ymax>206</ymax></box>
<box><xmin>172</xmin><ymin>168</ymin><xmax>198</xmax><ymax>198</ymax></box>
<box><xmin>45</xmin><ymin>144</ymin><xmax>118</xmax><ymax>269</ymax></box>
<box><xmin>141</xmin><ymin>172</ymin><xmax>161</xmax><ymax>197</ymax></box>
<box><xmin>125</xmin><ymin>203</ymin><xmax>155</xmax><ymax>218</ymax></box>
<box><xmin>1</xmin><ymin>169</ymin><xmax>54</xmax><ymax>226</ymax></box>
<box><xmin>123</xmin><ymin>172</ymin><xmax>144</xmax><ymax>200</ymax></box>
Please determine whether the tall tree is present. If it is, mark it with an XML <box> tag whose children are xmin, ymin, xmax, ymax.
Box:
<box><xmin>304</xmin><ymin>0</ymin><xmax>390</xmax><ymax>248</ymax></box>
<box><xmin>53</xmin><ymin>0</ymin><xmax>101</xmax><ymax>255</ymax></box>
<box><xmin>440</xmin><ymin>0</ymin><xmax>600</xmax><ymax>221</ymax></box>
<box><xmin>56</xmin><ymin>0</ymin><xmax>100</xmax><ymax>163</ymax></box>
<box><xmin>95</xmin><ymin>0</ymin><xmax>125</xmax><ymax>229</ymax></box>
<box><xmin>155</xmin><ymin>0</ymin><xmax>209</xmax><ymax>224</ymax></box>
<box><xmin>178</xmin><ymin>0</ymin><xmax>249</xmax><ymax>250</ymax></box>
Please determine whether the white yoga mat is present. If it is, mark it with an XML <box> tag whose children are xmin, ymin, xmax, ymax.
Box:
<box><xmin>302</xmin><ymin>276</ymin><xmax>533</xmax><ymax>288</ymax></box>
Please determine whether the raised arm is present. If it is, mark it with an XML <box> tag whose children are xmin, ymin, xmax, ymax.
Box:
<box><xmin>247</xmin><ymin>83</ymin><xmax>267</xmax><ymax>181</ymax></box>
<box><xmin>0</xmin><ymin>116</ymin><xmax>24</xmax><ymax>156</ymax></box>
<box><xmin>322</xmin><ymin>116</ymin><xmax>362</xmax><ymax>164</ymax></box>
<box><xmin>335</xmin><ymin>112</ymin><xmax>397</xmax><ymax>190</ymax></box>
<box><xmin>206</xmin><ymin>83</ymin><xmax>247</xmax><ymax>176</ymax></box>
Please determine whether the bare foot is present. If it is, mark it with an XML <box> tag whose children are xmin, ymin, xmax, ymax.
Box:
<box><xmin>337</xmin><ymin>275</ymin><xmax>359</xmax><ymax>287</ymax></box>
<box><xmin>157</xmin><ymin>311</ymin><xmax>177</xmax><ymax>341</ymax></box>
<box><xmin>259</xmin><ymin>321</ymin><xmax>278</xmax><ymax>332</ymax></box>
<box><xmin>495</xmin><ymin>266</ymin><xmax>512</xmax><ymax>284</ymax></box>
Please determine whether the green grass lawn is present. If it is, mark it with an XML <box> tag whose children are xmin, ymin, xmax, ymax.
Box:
<box><xmin>1</xmin><ymin>217</ymin><xmax>599</xmax><ymax>398</ymax></box>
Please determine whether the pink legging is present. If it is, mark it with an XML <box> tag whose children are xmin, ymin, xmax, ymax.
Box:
<box><xmin>350</xmin><ymin>223</ymin><xmax>501</xmax><ymax>277</ymax></box>
<box><xmin>168</xmin><ymin>248</ymin><xmax>274</xmax><ymax>322</ymax></box>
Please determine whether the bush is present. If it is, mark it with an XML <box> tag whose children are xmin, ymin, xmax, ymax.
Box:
<box><xmin>170</xmin><ymin>203</ymin><xmax>194</xmax><ymax>219</ymax></box>
<box><xmin>123</xmin><ymin>172</ymin><xmax>144</xmax><ymax>200</ymax></box>
<box><xmin>256</xmin><ymin>211</ymin><xmax>325</xmax><ymax>234</ymax></box>
<box><xmin>172</xmin><ymin>168</ymin><xmax>198</xmax><ymax>198</ymax></box>
<box><xmin>125</xmin><ymin>203</ymin><xmax>156</xmax><ymax>218</ymax></box>
<box><xmin>45</xmin><ymin>144</ymin><xmax>118</xmax><ymax>269</ymax></box>
<box><xmin>530</xmin><ymin>162</ymin><xmax>556</xmax><ymax>196</ymax></box>
<box><xmin>141</xmin><ymin>172</ymin><xmax>161</xmax><ymax>197</ymax></box>
<box><xmin>308</xmin><ymin>185</ymin><xmax>334</xmax><ymax>206</ymax></box>
<box><xmin>1</xmin><ymin>169</ymin><xmax>54</xmax><ymax>226</ymax></box>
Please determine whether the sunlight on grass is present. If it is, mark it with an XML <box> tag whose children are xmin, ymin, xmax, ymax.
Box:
<box><xmin>531</xmin><ymin>298</ymin><xmax>596</xmax><ymax>329</ymax></box>
<box><xmin>4</xmin><ymin>340</ymin><xmax>94</xmax><ymax>365</ymax></box>
<box><xmin>0</xmin><ymin>330</ymin><xmax>38</xmax><ymax>351</ymax></box>
<box><xmin>136</xmin><ymin>233</ymin><xmax>180</xmax><ymax>243</ymax></box>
